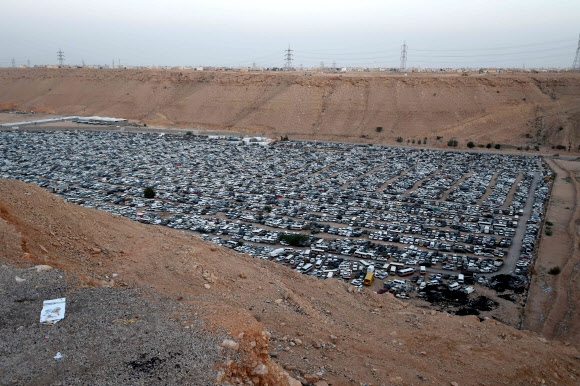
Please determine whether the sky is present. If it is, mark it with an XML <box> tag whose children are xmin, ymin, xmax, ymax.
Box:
<box><xmin>1</xmin><ymin>0</ymin><xmax>578</xmax><ymax>69</ymax></box>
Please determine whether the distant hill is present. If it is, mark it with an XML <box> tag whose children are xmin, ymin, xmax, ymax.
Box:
<box><xmin>0</xmin><ymin>69</ymin><xmax>579</xmax><ymax>149</ymax></box>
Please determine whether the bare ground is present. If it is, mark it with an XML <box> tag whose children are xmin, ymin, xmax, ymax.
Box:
<box><xmin>1</xmin><ymin>178</ymin><xmax>580</xmax><ymax>385</ymax></box>
<box><xmin>0</xmin><ymin>69</ymin><xmax>579</xmax><ymax>150</ymax></box>
<box><xmin>524</xmin><ymin>157</ymin><xmax>580</xmax><ymax>346</ymax></box>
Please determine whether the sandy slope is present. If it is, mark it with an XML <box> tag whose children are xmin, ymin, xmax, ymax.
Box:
<box><xmin>525</xmin><ymin>158</ymin><xmax>580</xmax><ymax>347</ymax></box>
<box><xmin>1</xmin><ymin>178</ymin><xmax>580</xmax><ymax>385</ymax></box>
<box><xmin>1</xmin><ymin>69</ymin><xmax>579</xmax><ymax>149</ymax></box>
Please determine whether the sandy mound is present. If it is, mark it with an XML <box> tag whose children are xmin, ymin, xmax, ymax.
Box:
<box><xmin>1</xmin><ymin>178</ymin><xmax>580</xmax><ymax>385</ymax></box>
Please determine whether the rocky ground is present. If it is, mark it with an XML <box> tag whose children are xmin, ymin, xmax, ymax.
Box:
<box><xmin>1</xmin><ymin>178</ymin><xmax>580</xmax><ymax>385</ymax></box>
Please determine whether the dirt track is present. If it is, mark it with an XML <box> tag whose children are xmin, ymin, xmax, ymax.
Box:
<box><xmin>525</xmin><ymin>157</ymin><xmax>580</xmax><ymax>346</ymax></box>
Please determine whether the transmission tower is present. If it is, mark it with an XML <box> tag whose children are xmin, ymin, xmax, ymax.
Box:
<box><xmin>284</xmin><ymin>45</ymin><xmax>293</xmax><ymax>70</ymax></box>
<box><xmin>573</xmin><ymin>34</ymin><xmax>580</xmax><ymax>71</ymax></box>
<box><xmin>57</xmin><ymin>49</ymin><xmax>65</xmax><ymax>67</ymax></box>
<box><xmin>11</xmin><ymin>58</ymin><xmax>16</xmax><ymax>68</ymax></box>
<box><xmin>27</xmin><ymin>59</ymin><xmax>30</xmax><ymax>68</ymax></box>
<box><xmin>400</xmin><ymin>41</ymin><xmax>408</xmax><ymax>72</ymax></box>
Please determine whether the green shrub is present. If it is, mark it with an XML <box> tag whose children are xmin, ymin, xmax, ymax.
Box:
<box><xmin>279</xmin><ymin>233</ymin><xmax>310</xmax><ymax>247</ymax></box>
<box><xmin>144</xmin><ymin>186</ymin><xmax>155</xmax><ymax>199</ymax></box>
<box><xmin>467</xmin><ymin>141</ymin><xmax>475</xmax><ymax>148</ymax></box>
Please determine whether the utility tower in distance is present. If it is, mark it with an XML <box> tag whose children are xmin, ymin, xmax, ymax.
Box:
<box><xmin>573</xmin><ymin>34</ymin><xmax>580</xmax><ymax>71</ymax></box>
<box><xmin>284</xmin><ymin>45</ymin><xmax>293</xmax><ymax>70</ymax></box>
<box><xmin>12</xmin><ymin>58</ymin><xmax>16</xmax><ymax>68</ymax></box>
<box><xmin>57</xmin><ymin>49</ymin><xmax>65</xmax><ymax>67</ymax></box>
<box><xmin>400</xmin><ymin>41</ymin><xmax>408</xmax><ymax>72</ymax></box>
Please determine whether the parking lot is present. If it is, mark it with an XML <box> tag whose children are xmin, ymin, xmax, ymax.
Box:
<box><xmin>0</xmin><ymin>129</ymin><xmax>552</xmax><ymax>298</ymax></box>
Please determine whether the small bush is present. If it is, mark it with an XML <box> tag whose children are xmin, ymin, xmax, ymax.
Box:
<box><xmin>494</xmin><ymin>144</ymin><xmax>501</xmax><ymax>149</ymax></box>
<box><xmin>546</xmin><ymin>221</ymin><xmax>553</xmax><ymax>226</ymax></box>
<box><xmin>263</xmin><ymin>205</ymin><xmax>272</xmax><ymax>213</ymax></box>
<box><xmin>545</xmin><ymin>228</ymin><xmax>553</xmax><ymax>236</ymax></box>
<box><xmin>548</xmin><ymin>266</ymin><xmax>561</xmax><ymax>275</ymax></box>
<box><xmin>396</xmin><ymin>137</ymin><xmax>403</xmax><ymax>143</ymax></box>
<box><xmin>279</xmin><ymin>233</ymin><xmax>310</xmax><ymax>247</ymax></box>
<box><xmin>376</xmin><ymin>126</ymin><xmax>383</xmax><ymax>132</ymax></box>
<box><xmin>534</xmin><ymin>145</ymin><xmax>540</xmax><ymax>151</ymax></box>
<box><xmin>447</xmin><ymin>139</ymin><xmax>458</xmax><ymax>147</ymax></box>
<box><xmin>185</xmin><ymin>131</ymin><xmax>193</xmax><ymax>136</ymax></box>
<box><xmin>555</xmin><ymin>145</ymin><xmax>566</xmax><ymax>150</ymax></box>
<box><xmin>486</xmin><ymin>143</ymin><xmax>492</xmax><ymax>149</ymax></box>
<box><xmin>467</xmin><ymin>141</ymin><xmax>475</xmax><ymax>148</ymax></box>
<box><xmin>144</xmin><ymin>186</ymin><xmax>155</xmax><ymax>199</ymax></box>
<box><xmin>436</xmin><ymin>136</ymin><xmax>443</xmax><ymax>140</ymax></box>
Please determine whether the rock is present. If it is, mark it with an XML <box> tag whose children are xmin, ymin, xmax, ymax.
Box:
<box><xmin>275</xmin><ymin>299</ymin><xmax>283</xmax><ymax>305</ymax></box>
<box><xmin>287</xmin><ymin>375</ymin><xmax>302</xmax><ymax>386</ymax></box>
<box><xmin>34</xmin><ymin>265</ymin><xmax>53</xmax><ymax>272</ymax></box>
<box><xmin>220</xmin><ymin>339</ymin><xmax>239</xmax><ymax>350</ymax></box>
<box><xmin>15</xmin><ymin>276</ymin><xmax>26</xmax><ymax>283</ymax></box>
<box><xmin>538</xmin><ymin>337</ymin><xmax>548</xmax><ymax>343</ymax></box>
<box><xmin>294</xmin><ymin>338</ymin><xmax>303</xmax><ymax>346</ymax></box>
<box><xmin>269</xmin><ymin>352</ymin><xmax>278</xmax><ymax>358</ymax></box>
<box><xmin>239</xmin><ymin>273</ymin><xmax>247</xmax><ymax>279</ymax></box>
<box><xmin>451</xmin><ymin>382</ymin><xmax>459</xmax><ymax>386</ymax></box>
<box><xmin>304</xmin><ymin>374</ymin><xmax>319</xmax><ymax>383</ymax></box>
<box><xmin>40</xmin><ymin>245</ymin><xmax>48</xmax><ymax>254</ymax></box>
<box><xmin>313</xmin><ymin>342</ymin><xmax>321</xmax><ymax>349</ymax></box>
<box><xmin>91</xmin><ymin>248</ymin><xmax>101</xmax><ymax>254</ymax></box>
<box><xmin>329</xmin><ymin>334</ymin><xmax>337</xmax><ymax>342</ymax></box>
<box><xmin>251</xmin><ymin>363</ymin><xmax>268</xmax><ymax>375</ymax></box>
<box><xmin>314</xmin><ymin>381</ymin><xmax>329</xmax><ymax>386</ymax></box>
<box><xmin>285</xmin><ymin>365</ymin><xmax>297</xmax><ymax>371</ymax></box>
<box><xmin>204</xmin><ymin>283</ymin><xmax>211</xmax><ymax>289</ymax></box>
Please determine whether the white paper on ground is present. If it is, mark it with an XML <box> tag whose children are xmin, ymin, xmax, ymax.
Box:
<box><xmin>40</xmin><ymin>298</ymin><xmax>66</xmax><ymax>325</ymax></box>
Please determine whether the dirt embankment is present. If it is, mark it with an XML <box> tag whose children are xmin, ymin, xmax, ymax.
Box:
<box><xmin>525</xmin><ymin>157</ymin><xmax>580</xmax><ymax>347</ymax></box>
<box><xmin>1</xmin><ymin>178</ymin><xmax>580</xmax><ymax>385</ymax></box>
<box><xmin>1</xmin><ymin>68</ymin><xmax>579</xmax><ymax>148</ymax></box>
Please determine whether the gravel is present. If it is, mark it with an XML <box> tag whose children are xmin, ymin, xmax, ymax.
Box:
<box><xmin>0</xmin><ymin>264</ymin><xmax>223</xmax><ymax>386</ymax></box>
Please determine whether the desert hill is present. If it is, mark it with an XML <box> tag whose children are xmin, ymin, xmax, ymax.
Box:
<box><xmin>0</xmin><ymin>68</ymin><xmax>579</xmax><ymax>149</ymax></box>
<box><xmin>1</xmin><ymin>178</ymin><xmax>580</xmax><ymax>385</ymax></box>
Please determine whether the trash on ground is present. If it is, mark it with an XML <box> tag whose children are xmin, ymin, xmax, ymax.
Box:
<box><xmin>40</xmin><ymin>298</ymin><xmax>66</xmax><ymax>325</ymax></box>
<box><xmin>54</xmin><ymin>352</ymin><xmax>63</xmax><ymax>360</ymax></box>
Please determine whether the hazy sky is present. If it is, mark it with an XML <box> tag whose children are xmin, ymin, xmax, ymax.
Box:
<box><xmin>1</xmin><ymin>0</ymin><xmax>578</xmax><ymax>68</ymax></box>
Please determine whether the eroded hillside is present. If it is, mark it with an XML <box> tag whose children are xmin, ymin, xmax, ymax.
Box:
<box><xmin>0</xmin><ymin>69</ymin><xmax>579</xmax><ymax>148</ymax></box>
<box><xmin>1</xmin><ymin>178</ymin><xmax>580</xmax><ymax>385</ymax></box>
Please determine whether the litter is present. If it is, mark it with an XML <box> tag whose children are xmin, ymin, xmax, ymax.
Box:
<box><xmin>40</xmin><ymin>298</ymin><xmax>66</xmax><ymax>325</ymax></box>
<box><xmin>54</xmin><ymin>352</ymin><xmax>63</xmax><ymax>360</ymax></box>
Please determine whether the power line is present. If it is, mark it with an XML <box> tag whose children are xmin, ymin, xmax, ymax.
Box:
<box><xmin>284</xmin><ymin>45</ymin><xmax>293</xmax><ymax>70</ymax></box>
<box><xmin>57</xmin><ymin>49</ymin><xmax>65</xmax><ymax>67</ymax></box>
<box><xmin>400</xmin><ymin>41</ymin><xmax>407</xmax><ymax>72</ymax></box>
<box><xmin>573</xmin><ymin>34</ymin><xmax>580</xmax><ymax>71</ymax></box>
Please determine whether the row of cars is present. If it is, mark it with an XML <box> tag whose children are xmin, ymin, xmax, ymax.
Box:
<box><xmin>0</xmin><ymin>130</ymin><xmax>552</xmax><ymax>283</ymax></box>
